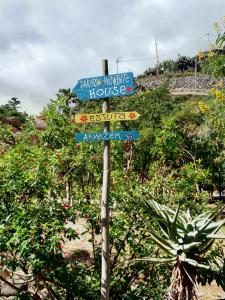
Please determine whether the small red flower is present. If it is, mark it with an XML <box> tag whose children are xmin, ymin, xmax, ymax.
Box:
<box><xmin>80</xmin><ymin>115</ymin><xmax>88</xmax><ymax>122</ymax></box>
<box><xmin>62</xmin><ymin>204</ymin><xmax>70</xmax><ymax>210</ymax></box>
<box><xmin>129</xmin><ymin>112</ymin><xmax>136</xmax><ymax>120</ymax></box>
<box><xmin>126</xmin><ymin>86</ymin><xmax>132</xmax><ymax>92</ymax></box>
<box><xmin>57</xmin><ymin>243</ymin><xmax>63</xmax><ymax>250</ymax></box>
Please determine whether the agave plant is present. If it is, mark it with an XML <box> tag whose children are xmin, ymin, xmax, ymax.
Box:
<box><xmin>132</xmin><ymin>200</ymin><xmax>225</xmax><ymax>300</ymax></box>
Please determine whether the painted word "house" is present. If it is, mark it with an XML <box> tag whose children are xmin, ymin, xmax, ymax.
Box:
<box><xmin>72</xmin><ymin>72</ymin><xmax>135</xmax><ymax>101</ymax></box>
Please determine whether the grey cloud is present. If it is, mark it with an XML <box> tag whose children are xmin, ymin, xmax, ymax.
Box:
<box><xmin>0</xmin><ymin>0</ymin><xmax>224</xmax><ymax>114</ymax></box>
<box><xmin>0</xmin><ymin>1</ymin><xmax>45</xmax><ymax>52</ymax></box>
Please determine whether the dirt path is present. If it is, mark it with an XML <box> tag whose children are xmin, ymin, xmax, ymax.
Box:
<box><xmin>171</xmin><ymin>88</ymin><xmax>210</xmax><ymax>95</ymax></box>
<box><xmin>199</xmin><ymin>282</ymin><xmax>225</xmax><ymax>300</ymax></box>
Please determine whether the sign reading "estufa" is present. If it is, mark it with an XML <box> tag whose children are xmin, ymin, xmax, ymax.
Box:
<box><xmin>75</xmin><ymin>111</ymin><xmax>140</xmax><ymax>123</ymax></box>
<box><xmin>72</xmin><ymin>72</ymin><xmax>134</xmax><ymax>100</ymax></box>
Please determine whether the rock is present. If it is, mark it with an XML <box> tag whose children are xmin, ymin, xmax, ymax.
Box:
<box><xmin>136</xmin><ymin>75</ymin><xmax>224</xmax><ymax>91</ymax></box>
<box><xmin>0</xmin><ymin>271</ymin><xmax>29</xmax><ymax>297</ymax></box>
<box><xmin>35</xmin><ymin>116</ymin><xmax>47</xmax><ymax>130</ymax></box>
<box><xmin>1</xmin><ymin>284</ymin><xmax>20</xmax><ymax>296</ymax></box>
<box><xmin>2</xmin><ymin>117</ymin><xmax>21</xmax><ymax>127</ymax></box>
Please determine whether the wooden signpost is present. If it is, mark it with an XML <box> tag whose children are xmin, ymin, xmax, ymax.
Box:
<box><xmin>75</xmin><ymin>111</ymin><xmax>140</xmax><ymax>123</ymax></box>
<box><xmin>101</xmin><ymin>60</ymin><xmax>110</xmax><ymax>300</ymax></box>
<box><xmin>72</xmin><ymin>60</ymin><xmax>139</xmax><ymax>300</ymax></box>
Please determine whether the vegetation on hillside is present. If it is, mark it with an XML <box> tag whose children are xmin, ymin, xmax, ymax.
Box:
<box><xmin>142</xmin><ymin>55</ymin><xmax>199</xmax><ymax>77</ymax></box>
<box><xmin>0</xmin><ymin>97</ymin><xmax>27</xmax><ymax>124</ymax></box>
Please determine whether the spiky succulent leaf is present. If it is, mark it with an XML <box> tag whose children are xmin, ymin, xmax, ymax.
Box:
<box><xmin>206</xmin><ymin>234</ymin><xmax>225</xmax><ymax>239</ymax></box>
<box><xmin>131</xmin><ymin>257</ymin><xmax>176</xmax><ymax>264</ymax></box>
<box><xmin>171</xmin><ymin>205</ymin><xmax>180</xmax><ymax>234</ymax></box>
<box><xmin>203</xmin><ymin>220</ymin><xmax>225</xmax><ymax>233</ymax></box>
<box><xmin>198</xmin><ymin>206</ymin><xmax>225</xmax><ymax>233</ymax></box>
<box><xmin>175</xmin><ymin>242</ymin><xmax>201</xmax><ymax>252</ymax></box>
<box><xmin>148</xmin><ymin>228</ymin><xmax>177</xmax><ymax>255</ymax></box>
<box><xmin>181</xmin><ymin>257</ymin><xmax>210</xmax><ymax>269</ymax></box>
<box><xmin>135</xmin><ymin>200</ymin><xmax>225</xmax><ymax>300</ymax></box>
<box><xmin>142</xmin><ymin>200</ymin><xmax>225</xmax><ymax>272</ymax></box>
<box><xmin>158</xmin><ymin>223</ymin><xmax>170</xmax><ymax>239</ymax></box>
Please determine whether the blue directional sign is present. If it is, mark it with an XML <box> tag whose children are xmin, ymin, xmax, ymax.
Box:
<box><xmin>75</xmin><ymin>130</ymin><xmax>140</xmax><ymax>142</ymax></box>
<box><xmin>72</xmin><ymin>72</ymin><xmax>134</xmax><ymax>101</ymax></box>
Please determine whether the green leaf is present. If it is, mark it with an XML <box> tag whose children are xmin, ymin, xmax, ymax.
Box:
<box><xmin>130</xmin><ymin>257</ymin><xmax>176</xmax><ymax>264</ymax></box>
<box><xmin>206</xmin><ymin>234</ymin><xmax>225</xmax><ymax>239</ymax></box>
<box><xmin>175</xmin><ymin>242</ymin><xmax>201</xmax><ymax>252</ymax></box>
<box><xmin>149</xmin><ymin>229</ymin><xmax>176</xmax><ymax>256</ymax></box>
<box><xmin>181</xmin><ymin>257</ymin><xmax>210</xmax><ymax>269</ymax></box>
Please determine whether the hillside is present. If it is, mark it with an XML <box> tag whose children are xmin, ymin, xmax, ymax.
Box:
<box><xmin>136</xmin><ymin>73</ymin><xmax>224</xmax><ymax>94</ymax></box>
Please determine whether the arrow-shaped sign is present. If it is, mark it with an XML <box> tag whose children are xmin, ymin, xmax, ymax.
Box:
<box><xmin>75</xmin><ymin>130</ymin><xmax>140</xmax><ymax>142</ymax></box>
<box><xmin>75</xmin><ymin>111</ymin><xmax>140</xmax><ymax>123</ymax></box>
<box><xmin>72</xmin><ymin>72</ymin><xmax>134</xmax><ymax>101</ymax></box>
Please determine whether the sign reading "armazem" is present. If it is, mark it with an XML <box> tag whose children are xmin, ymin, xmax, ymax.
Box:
<box><xmin>75</xmin><ymin>130</ymin><xmax>140</xmax><ymax>142</ymax></box>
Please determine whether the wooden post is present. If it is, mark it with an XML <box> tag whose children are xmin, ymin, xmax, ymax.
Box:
<box><xmin>195</xmin><ymin>57</ymin><xmax>197</xmax><ymax>89</ymax></box>
<box><xmin>101</xmin><ymin>59</ymin><xmax>110</xmax><ymax>300</ymax></box>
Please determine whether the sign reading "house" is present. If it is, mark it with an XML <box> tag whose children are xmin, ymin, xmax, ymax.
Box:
<box><xmin>72</xmin><ymin>72</ymin><xmax>134</xmax><ymax>100</ymax></box>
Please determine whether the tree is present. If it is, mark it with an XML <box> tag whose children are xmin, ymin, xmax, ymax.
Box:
<box><xmin>132</xmin><ymin>200</ymin><xmax>225</xmax><ymax>300</ymax></box>
<box><xmin>199</xmin><ymin>18</ymin><xmax>225</xmax><ymax>78</ymax></box>
<box><xmin>0</xmin><ymin>97</ymin><xmax>27</xmax><ymax>125</ymax></box>
<box><xmin>176</xmin><ymin>55</ymin><xmax>190</xmax><ymax>72</ymax></box>
<box><xmin>7</xmin><ymin>97</ymin><xmax>21</xmax><ymax>110</ymax></box>
<box><xmin>0</xmin><ymin>90</ymin><xmax>174</xmax><ymax>299</ymax></box>
<box><xmin>158</xmin><ymin>59</ymin><xmax>176</xmax><ymax>73</ymax></box>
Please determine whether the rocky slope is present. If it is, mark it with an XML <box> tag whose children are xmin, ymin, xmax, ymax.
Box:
<box><xmin>136</xmin><ymin>74</ymin><xmax>224</xmax><ymax>90</ymax></box>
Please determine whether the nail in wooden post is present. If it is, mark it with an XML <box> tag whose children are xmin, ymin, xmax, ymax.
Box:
<box><xmin>101</xmin><ymin>59</ymin><xmax>110</xmax><ymax>300</ymax></box>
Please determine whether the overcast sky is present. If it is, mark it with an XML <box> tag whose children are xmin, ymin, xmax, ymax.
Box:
<box><xmin>0</xmin><ymin>0</ymin><xmax>224</xmax><ymax>115</ymax></box>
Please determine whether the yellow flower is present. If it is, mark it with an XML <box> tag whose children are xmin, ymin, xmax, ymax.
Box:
<box><xmin>217</xmin><ymin>81</ymin><xmax>223</xmax><ymax>88</ymax></box>
<box><xmin>198</xmin><ymin>101</ymin><xmax>209</xmax><ymax>113</ymax></box>
<box><xmin>208</xmin><ymin>51</ymin><xmax>215</xmax><ymax>59</ymax></box>
<box><xmin>210</xmin><ymin>87</ymin><xmax>225</xmax><ymax>101</ymax></box>
<box><xmin>210</xmin><ymin>88</ymin><xmax>216</xmax><ymax>95</ymax></box>
<box><xmin>215</xmin><ymin>90</ymin><xmax>225</xmax><ymax>102</ymax></box>
<box><xmin>214</xmin><ymin>21</ymin><xmax>220</xmax><ymax>31</ymax></box>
